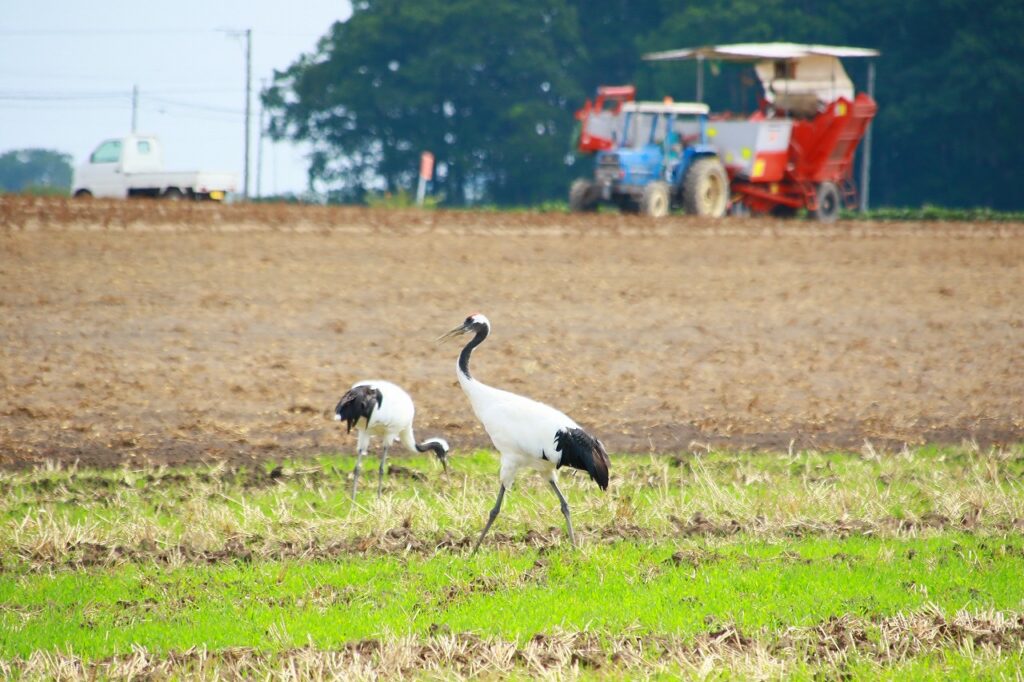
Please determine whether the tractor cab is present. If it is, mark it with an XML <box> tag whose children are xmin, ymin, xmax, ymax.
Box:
<box><xmin>571</xmin><ymin>101</ymin><xmax>730</xmax><ymax>218</ymax></box>
<box><xmin>599</xmin><ymin>101</ymin><xmax>712</xmax><ymax>185</ymax></box>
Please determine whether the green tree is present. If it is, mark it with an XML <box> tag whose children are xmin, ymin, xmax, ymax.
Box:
<box><xmin>264</xmin><ymin>0</ymin><xmax>585</xmax><ymax>205</ymax></box>
<box><xmin>0</xmin><ymin>149</ymin><xmax>72</xmax><ymax>194</ymax></box>
<box><xmin>633</xmin><ymin>0</ymin><xmax>851</xmax><ymax>113</ymax></box>
<box><xmin>266</xmin><ymin>0</ymin><xmax>1024</xmax><ymax>210</ymax></box>
<box><xmin>844</xmin><ymin>0</ymin><xmax>1024</xmax><ymax>209</ymax></box>
<box><xmin>571</xmin><ymin>0</ymin><xmax>670</xmax><ymax>93</ymax></box>
<box><xmin>636</xmin><ymin>0</ymin><xmax>1024</xmax><ymax>209</ymax></box>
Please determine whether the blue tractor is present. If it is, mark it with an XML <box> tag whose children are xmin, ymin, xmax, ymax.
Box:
<box><xmin>569</xmin><ymin>101</ymin><xmax>729</xmax><ymax>218</ymax></box>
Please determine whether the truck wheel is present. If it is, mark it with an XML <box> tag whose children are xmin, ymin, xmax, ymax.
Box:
<box><xmin>569</xmin><ymin>179</ymin><xmax>598</xmax><ymax>212</ymax></box>
<box><xmin>163</xmin><ymin>188</ymin><xmax>184</xmax><ymax>201</ymax></box>
<box><xmin>73</xmin><ymin>189</ymin><xmax>92</xmax><ymax>199</ymax></box>
<box><xmin>683</xmin><ymin>158</ymin><xmax>729</xmax><ymax>217</ymax></box>
<box><xmin>814</xmin><ymin>182</ymin><xmax>840</xmax><ymax>223</ymax></box>
<box><xmin>642</xmin><ymin>181</ymin><xmax>671</xmax><ymax>218</ymax></box>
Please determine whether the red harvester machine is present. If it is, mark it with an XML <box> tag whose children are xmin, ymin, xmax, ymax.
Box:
<box><xmin>573</xmin><ymin>43</ymin><xmax>879</xmax><ymax>221</ymax></box>
<box><xmin>643</xmin><ymin>43</ymin><xmax>879</xmax><ymax>221</ymax></box>
<box><xmin>573</xmin><ymin>85</ymin><xmax>636</xmax><ymax>153</ymax></box>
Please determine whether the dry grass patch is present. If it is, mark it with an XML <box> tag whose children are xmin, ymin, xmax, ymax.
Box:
<box><xmin>2</xmin><ymin>608</ymin><xmax>1022</xmax><ymax>680</ymax></box>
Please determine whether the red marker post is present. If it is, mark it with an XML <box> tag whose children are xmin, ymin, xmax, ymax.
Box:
<box><xmin>416</xmin><ymin>151</ymin><xmax>434</xmax><ymax>206</ymax></box>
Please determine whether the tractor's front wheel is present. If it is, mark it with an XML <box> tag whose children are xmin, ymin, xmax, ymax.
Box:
<box><xmin>641</xmin><ymin>181</ymin><xmax>671</xmax><ymax>218</ymax></box>
<box><xmin>683</xmin><ymin>157</ymin><xmax>729</xmax><ymax>217</ymax></box>
<box><xmin>569</xmin><ymin>179</ymin><xmax>599</xmax><ymax>212</ymax></box>
<box><xmin>814</xmin><ymin>182</ymin><xmax>840</xmax><ymax>223</ymax></box>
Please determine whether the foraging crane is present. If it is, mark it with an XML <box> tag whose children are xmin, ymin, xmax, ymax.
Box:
<box><xmin>439</xmin><ymin>314</ymin><xmax>610</xmax><ymax>553</ymax></box>
<box><xmin>334</xmin><ymin>380</ymin><xmax>449</xmax><ymax>499</ymax></box>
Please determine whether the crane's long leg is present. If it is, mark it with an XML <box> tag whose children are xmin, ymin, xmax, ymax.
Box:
<box><xmin>549</xmin><ymin>479</ymin><xmax>576</xmax><ymax>548</ymax></box>
<box><xmin>377</xmin><ymin>445</ymin><xmax>390</xmax><ymax>498</ymax></box>
<box><xmin>471</xmin><ymin>484</ymin><xmax>506</xmax><ymax>555</ymax></box>
<box><xmin>352</xmin><ymin>448</ymin><xmax>366</xmax><ymax>501</ymax></box>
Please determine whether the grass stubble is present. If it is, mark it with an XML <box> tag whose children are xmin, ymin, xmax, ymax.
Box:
<box><xmin>1</xmin><ymin>444</ymin><xmax>1023</xmax><ymax>679</ymax></box>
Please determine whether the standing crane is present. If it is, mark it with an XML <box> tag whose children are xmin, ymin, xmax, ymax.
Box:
<box><xmin>439</xmin><ymin>314</ymin><xmax>610</xmax><ymax>553</ymax></box>
<box><xmin>334</xmin><ymin>380</ymin><xmax>450</xmax><ymax>499</ymax></box>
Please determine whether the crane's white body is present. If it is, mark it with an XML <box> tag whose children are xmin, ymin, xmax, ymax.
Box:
<box><xmin>457</xmin><ymin>370</ymin><xmax>577</xmax><ymax>488</ymax></box>
<box><xmin>443</xmin><ymin>313</ymin><xmax>609</xmax><ymax>552</ymax></box>
<box><xmin>346</xmin><ymin>379</ymin><xmax>423</xmax><ymax>454</ymax></box>
<box><xmin>335</xmin><ymin>379</ymin><xmax>448</xmax><ymax>499</ymax></box>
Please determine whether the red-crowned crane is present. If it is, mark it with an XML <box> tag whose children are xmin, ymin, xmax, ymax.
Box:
<box><xmin>334</xmin><ymin>380</ymin><xmax>449</xmax><ymax>499</ymax></box>
<box><xmin>439</xmin><ymin>313</ymin><xmax>610</xmax><ymax>553</ymax></box>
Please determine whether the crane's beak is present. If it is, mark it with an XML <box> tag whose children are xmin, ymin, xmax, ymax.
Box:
<box><xmin>437</xmin><ymin>322</ymin><xmax>470</xmax><ymax>343</ymax></box>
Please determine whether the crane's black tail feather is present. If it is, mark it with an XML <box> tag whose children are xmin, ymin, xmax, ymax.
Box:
<box><xmin>554</xmin><ymin>427</ymin><xmax>610</xmax><ymax>490</ymax></box>
<box><xmin>334</xmin><ymin>385</ymin><xmax>382</xmax><ymax>433</ymax></box>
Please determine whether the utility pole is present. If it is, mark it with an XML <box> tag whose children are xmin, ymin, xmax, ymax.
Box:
<box><xmin>695</xmin><ymin>55</ymin><xmax>705</xmax><ymax>102</ymax></box>
<box><xmin>243</xmin><ymin>28</ymin><xmax>252</xmax><ymax>200</ymax></box>
<box><xmin>859</xmin><ymin>60</ymin><xmax>876</xmax><ymax>212</ymax></box>
<box><xmin>131</xmin><ymin>85</ymin><xmax>138</xmax><ymax>132</ymax></box>
<box><xmin>222</xmin><ymin>28</ymin><xmax>253</xmax><ymax>200</ymax></box>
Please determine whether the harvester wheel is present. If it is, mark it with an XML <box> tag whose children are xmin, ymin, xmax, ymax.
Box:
<box><xmin>683</xmin><ymin>158</ymin><xmax>729</xmax><ymax>217</ymax></box>
<box><xmin>814</xmin><ymin>182</ymin><xmax>840</xmax><ymax>223</ymax></box>
<box><xmin>73</xmin><ymin>189</ymin><xmax>93</xmax><ymax>199</ymax></box>
<box><xmin>642</xmin><ymin>181</ymin><xmax>671</xmax><ymax>218</ymax></box>
<box><xmin>569</xmin><ymin>179</ymin><xmax>599</xmax><ymax>212</ymax></box>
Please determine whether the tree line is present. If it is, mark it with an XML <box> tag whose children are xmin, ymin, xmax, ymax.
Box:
<box><xmin>263</xmin><ymin>0</ymin><xmax>1023</xmax><ymax>210</ymax></box>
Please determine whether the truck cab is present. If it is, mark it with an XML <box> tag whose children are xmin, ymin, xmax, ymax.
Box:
<box><xmin>73</xmin><ymin>135</ymin><xmax>237</xmax><ymax>200</ymax></box>
<box><xmin>570</xmin><ymin>101</ymin><xmax>729</xmax><ymax>217</ymax></box>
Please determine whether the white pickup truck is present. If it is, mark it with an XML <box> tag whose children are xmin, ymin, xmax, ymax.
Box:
<box><xmin>72</xmin><ymin>135</ymin><xmax>238</xmax><ymax>201</ymax></box>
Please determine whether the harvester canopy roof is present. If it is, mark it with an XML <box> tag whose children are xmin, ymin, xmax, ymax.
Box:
<box><xmin>642</xmin><ymin>42</ymin><xmax>880</xmax><ymax>62</ymax></box>
<box><xmin>621</xmin><ymin>101</ymin><xmax>710</xmax><ymax>115</ymax></box>
<box><xmin>643</xmin><ymin>42</ymin><xmax>879</xmax><ymax>117</ymax></box>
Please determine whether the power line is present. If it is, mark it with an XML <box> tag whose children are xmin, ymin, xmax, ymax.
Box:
<box><xmin>0</xmin><ymin>72</ymin><xmax>247</xmax><ymax>93</ymax></box>
<box><xmin>0</xmin><ymin>89</ymin><xmax>244</xmax><ymax>114</ymax></box>
<box><xmin>0</xmin><ymin>28</ymin><xmax>214</xmax><ymax>36</ymax></box>
<box><xmin>0</xmin><ymin>94</ymin><xmax>128</xmax><ymax>102</ymax></box>
<box><xmin>145</xmin><ymin>108</ymin><xmax>241</xmax><ymax>124</ymax></box>
<box><xmin>147</xmin><ymin>96</ymin><xmax>244</xmax><ymax>115</ymax></box>
<box><xmin>0</xmin><ymin>101</ymin><xmax>129</xmax><ymax>111</ymax></box>
<box><xmin>0</xmin><ymin>28</ymin><xmax>321</xmax><ymax>38</ymax></box>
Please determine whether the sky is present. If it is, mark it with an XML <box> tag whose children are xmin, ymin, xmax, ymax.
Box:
<box><xmin>0</xmin><ymin>0</ymin><xmax>352</xmax><ymax>196</ymax></box>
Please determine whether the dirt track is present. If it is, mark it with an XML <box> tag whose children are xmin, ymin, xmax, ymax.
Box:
<box><xmin>1</xmin><ymin>197</ymin><xmax>1022</xmax><ymax>468</ymax></box>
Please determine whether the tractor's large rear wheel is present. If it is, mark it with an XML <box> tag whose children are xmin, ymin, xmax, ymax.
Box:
<box><xmin>814</xmin><ymin>182</ymin><xmax>841</xmax><ymax>223</ymax></box>
<box><xmin>683</xmin><ymin>158</ymin><xmax>729</xmax><ymax>217</ymax></box>
<box><xmin>569</xmin><ymin>179</ymin><xmax>599</xmax><ymax>212</ymax></box>
<box><xmin>641</xmin><ymin>181</ymin><xmax>671</xmax><ymax>218</ymax></box>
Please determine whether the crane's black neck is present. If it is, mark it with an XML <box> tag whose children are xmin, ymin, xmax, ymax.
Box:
<box><xmin>458</xmin><ymin>326</ymin><xmax>489</xmax><ymax>380</ymax></box>
<box><xmin>415</xmin><ymin>440</ymin><xmax>446</xmax><ymax>458</ymax></box>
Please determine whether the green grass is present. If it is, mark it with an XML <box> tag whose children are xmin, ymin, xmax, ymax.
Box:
<box><xmin>1</xmin><ymin>446</ymin><xmax>1023</xmax><ymax>678</ymax></box>
<box><xmin>847</xmin><ymin>204</ymin><xmax>1024</xmax><ymax>222</ymax></box>
<box><xmin>3</xmin><ymin>534</ymin><xmax>1020</xmax><ymax>659</ymax></box>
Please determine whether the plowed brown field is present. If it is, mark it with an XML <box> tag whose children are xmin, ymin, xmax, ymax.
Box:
<box><xmin>2</xmin><ymin>196</ymin><xmax>1022</xmax><ymax>468</ymax></box>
